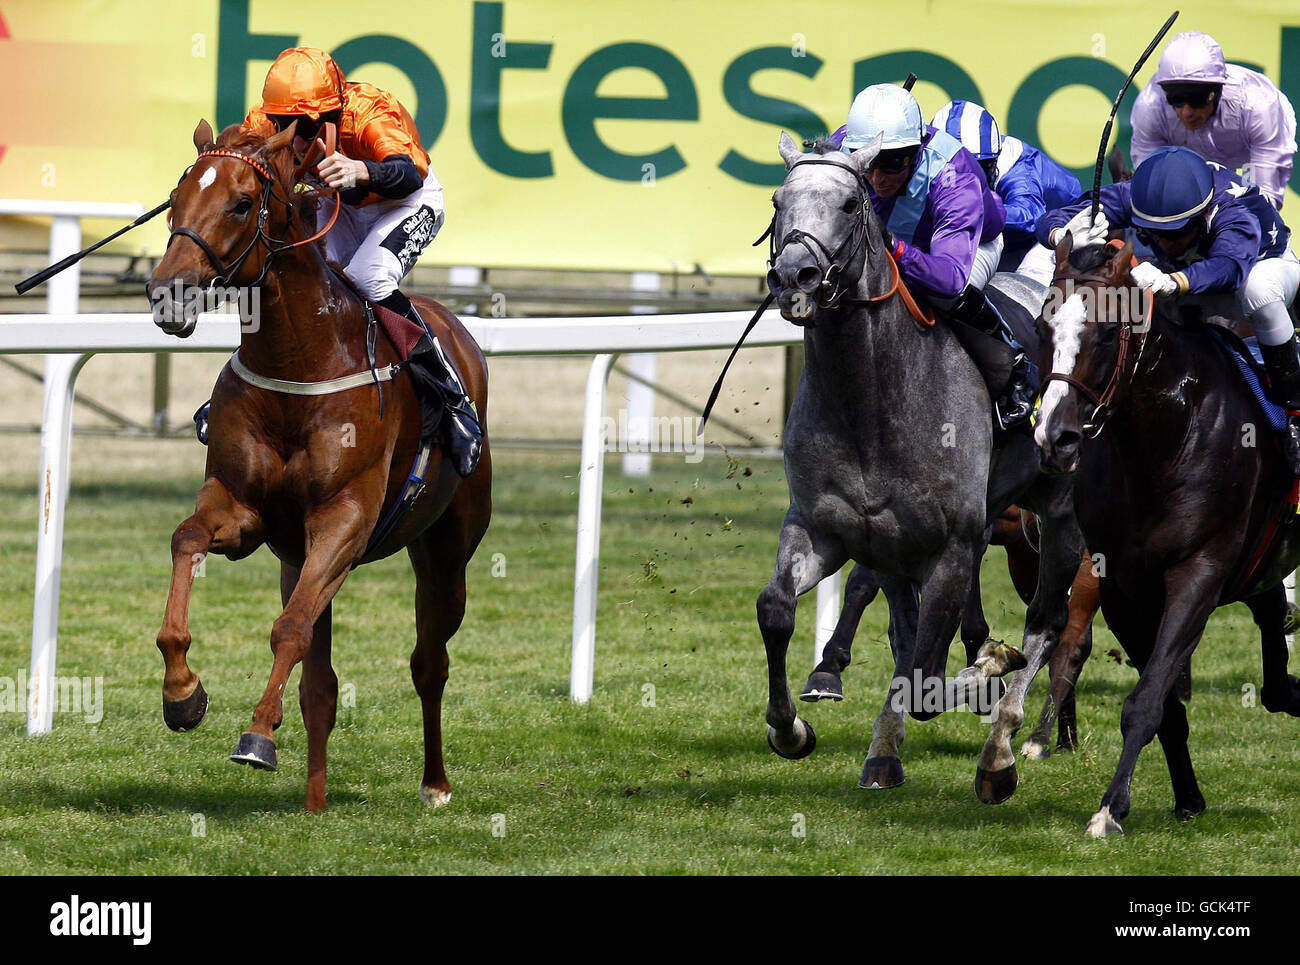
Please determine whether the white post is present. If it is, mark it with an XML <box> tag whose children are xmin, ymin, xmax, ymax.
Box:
<box><xmin>448</xmin><ymin>266</ymin><xmax>483</xmax><ymax>315</ymax></box>
<box><xmin>622</xmin><ymin>272</ymin><xmax>659</xmax><ymax>477</ymax></box>
<box><xmin>571</xmin><ymin>353</ymin><xmax>618</xmax><ymax>703</ymax></box>
<box><xmin>813</xmin><ymin>567</ymin><xmax>842</xmax><ymax>667</ymax></box>
<box><xmin>1287</xmin><ymin>570</ymin><xmax>1296</xmax><ymax>654</ymax></box>
<box><xmin>28</xmin><ymin>215</ymin><xmax>85</xmax><ymax>735</ymax></box>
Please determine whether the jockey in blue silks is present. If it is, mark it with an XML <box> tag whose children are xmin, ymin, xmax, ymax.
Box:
<box><xmin>830</xmin><ymin>84</ymin><xmax>1037</xmax><ymax>429</ymax></box>
<box><xmin>1038</xmin><ymin>145</ymin><xmax>1300</xmax><ymax>472</ymax></box>
<box><xmin>931</xmin><ymin>100</ymin><xmax>1083</xmax><ymax>287</ymax></box>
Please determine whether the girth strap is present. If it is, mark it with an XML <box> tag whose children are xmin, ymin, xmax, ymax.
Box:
<box><xmin>228</xmin><ymin>349</ymin><xmax>401</xmax><ymax>396</ymax></box>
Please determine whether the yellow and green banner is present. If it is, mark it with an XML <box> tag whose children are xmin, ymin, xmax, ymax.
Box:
<box><xmin>1</xmin><ymin>0</ymin><xmax>1297</xmax><ymax>272</ymax></box>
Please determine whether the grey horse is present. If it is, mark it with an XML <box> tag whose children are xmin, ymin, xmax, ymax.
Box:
<box><xmin>759</xmin><ymin>132</ymin><xmax>1084</xmax><ymax>800</ymax></box>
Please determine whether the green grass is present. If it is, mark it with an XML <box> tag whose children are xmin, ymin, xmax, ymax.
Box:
<box><xmin>0</xmin><ymin>448</ymin><xmax>1297</xmax><ymax>874</ymax></box>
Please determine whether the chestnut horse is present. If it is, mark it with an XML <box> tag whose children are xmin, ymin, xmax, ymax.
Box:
<box><xmin>147</xmin><ymin>120</ymin><xmax>491</xmax><ymax>811</ymax></box>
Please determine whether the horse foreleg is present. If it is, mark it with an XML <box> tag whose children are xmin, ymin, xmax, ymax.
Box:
<box><xmin>283</xmin><ymin>563</ymin><xmax>338</xmax><ymax>814</ymax></box>
<box><xmin>1087</xmin><ymin>563</ymin><xmax>1221</xmax><ymax>837</ymax></box>
<box><xmin>231</xmin><ymin>504</ymin><xmax>366</xmax><ymax>788</ymax></box>
<box><xmin>758</xmin><ymin>505</ymin><xmax>845</xmax><ymax>760</ymax></box>
<box><xmin>801</xmin><ymin>563</ymin><xmax>881</xmax><ymax>702</ymax></box>
<box><xmin>157</xmin><ymin>477</ymin><xmax>262</xmax><ymax>732</ymax></box>
<box><xmin>975</xmin><ymin>481</ymin><xmax>1082</xmax><ymax>804</ymax></box>
<box><xmin>1250</xmin><ymin>584</ymin><xmax>1300</xmax><ymax>716</ymax></box>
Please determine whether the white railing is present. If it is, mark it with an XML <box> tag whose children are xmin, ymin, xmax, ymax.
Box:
<box><xmin>0</xmin><ymin>310</ymin><xmax>845</xmax><ymax>733</ymax></box>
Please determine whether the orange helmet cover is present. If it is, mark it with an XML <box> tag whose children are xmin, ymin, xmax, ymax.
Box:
<box><xmin>260</xmin><ymin>47</ymin><xmax>346</xmax><ymax>119</ymax></box>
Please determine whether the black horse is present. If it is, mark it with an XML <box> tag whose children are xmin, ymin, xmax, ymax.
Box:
<box><xmin>1036</xmin><ymin>236</ymin><xmax>1300</xmax><ymax>835</ymax></box>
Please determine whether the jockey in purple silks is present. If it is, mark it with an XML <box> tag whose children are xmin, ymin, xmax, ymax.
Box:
<box><xmin>830</xmin><ymin>83</ymin><xmax>1037</xmax><ymax>429</ymax></box>
<box><xmin>1131</xmin><ymin>31</ymin><xmax>1297</xmax><ymax>211</ymax></box>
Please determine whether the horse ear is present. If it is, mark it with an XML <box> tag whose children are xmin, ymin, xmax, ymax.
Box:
<box><xmin>264</xmin><ymin>119</ymin><xmax>297</xmax><ymax>155</ymax></box>
<box><xmin>1110</xmin><ymin>239</ymin><xmax>1135</xmax><ymax>283</ymax></box>
<box><xmin>846</xmin><ymin>133</ymin><xmax>883</xmax><ymax>178</ymax></box>
<box><xmin>1054</xmin><ymin>229</ymin><xmax>1074</xmax><ymax>267</ymax></box>
<box><xmin>193</xmin><ymin>119</ymin><xmax>214</xmax><ymax>153</ymax></box>
<box><xmin>778</xmin><ymin>131</ymin><xmax>804</xmax><ymax>170</ymax></box>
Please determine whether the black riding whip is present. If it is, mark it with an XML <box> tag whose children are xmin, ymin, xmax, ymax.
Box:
<box><xmin>14</xmin><ymin>199</ymin><xmax>171</xmax><ymax>295</ymax></box>
<box><xmin>1088</xmin><ymin>10</ymin><xmax>1179</xmax><ymax>227</ymax></box>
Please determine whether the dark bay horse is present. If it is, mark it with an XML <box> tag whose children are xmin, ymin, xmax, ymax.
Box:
<box><xmin>147</xmin><ymin>120</ymin><xmax>492</xmax><ymax>812</ymax></box>
<box><xmin>760</xmin><ymin>132</ymin><xmax>1085</xmax><ymax>800</ymax></box>
<box><xmin>1036</xmin><ymin>236</ymin><xmax>1300</xmax><ymax>835</ymax></box>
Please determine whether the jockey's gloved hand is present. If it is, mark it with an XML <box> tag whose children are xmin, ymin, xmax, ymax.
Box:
<box><xmin>1054</xmin><ymin>208</ymin><xmax>1109</xmax><ymax>249</ymax></box>
<box><xmin>1130</xmin><ymin>261</ymin><xmax>1178</xmax><ymax>295</ymax></box>
<box><xmin>880</xmin><ymin>227</ymin><xmax>902</xmax><ymax>260</ymax></box>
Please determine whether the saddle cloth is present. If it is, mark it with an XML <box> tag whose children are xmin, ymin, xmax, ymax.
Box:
<box><xmin>1204</xmin><ymin>326</ymin><xmax>1288</xmax><ymax>433</ymax></box>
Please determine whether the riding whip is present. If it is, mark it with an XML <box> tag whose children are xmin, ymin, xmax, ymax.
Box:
<box><xmin>14</xmin><ymin>199</ymin><xmax>172</xmax><ymax>295</ymax></box>
<box><xmin>1088</xmin><ymin>10</ymin><xmax>1179</xmax><ymax>228</ymax></box>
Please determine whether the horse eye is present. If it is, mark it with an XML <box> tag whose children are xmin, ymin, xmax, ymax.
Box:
<box><xmin>232</xmin><ymin>197</ymin><xmax>253</xmax><ymax>217</ymax></box>
<box><xmin>841</xmin><ymin>199</ymin><xmax>857</xmax><ymax>213</ymax></box>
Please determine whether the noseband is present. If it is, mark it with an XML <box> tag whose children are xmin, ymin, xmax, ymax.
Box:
<box><xmin>167</xmin><ymin>149</ymin><xmax>341</xmax><ymax>289</ymax></box>
<box><xmin>760</xmin><ymin>157</ymin><xmax>875</xmax><ymax>310</ymax></box>
<box><xmin>1040</xmin><ymin>248</ymin><xmax>1151</xmax><ymax>438</ymax></box>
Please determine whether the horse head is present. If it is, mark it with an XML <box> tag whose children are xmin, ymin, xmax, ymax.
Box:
<box><xmin>147</xmin><ymin>119</ymin><xmax>316</xmax><ymax>337</ymax></box>
<box><xmin>1034</xmin><ymin>234</ymin><xmax>1146</xmax><ymax>473</ymax></box>
<box><xmin>765</xmin><ymin>131</ymin><xmax>885</xmax><ymax>326</ymax></box>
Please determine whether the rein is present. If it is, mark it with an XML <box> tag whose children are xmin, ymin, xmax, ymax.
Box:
<box><xmin>1040</xmin><ymin>242</ymin><xmax>1151</xmax><ymax>438</ymax></box>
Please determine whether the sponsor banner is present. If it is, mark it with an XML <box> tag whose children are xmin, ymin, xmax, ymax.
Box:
<box><xmin>0</xmin><ymin>0</ymin><xmax>1296</xmax><ymax>272</ymax></box>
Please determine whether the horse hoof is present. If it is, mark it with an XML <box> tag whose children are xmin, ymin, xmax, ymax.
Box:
<box><xmin>1019</xmin><ymin>739</ymin><xmax>1050</xmax><ymax>760</ymax></box>
<box><xmin>1173</xmin><ymin>798</ymin><xmax>1206</xmax><ymax>822</ymax></box>
<box><xmin>420</xmin><ymin>785</ymin><xmax>452</xmax><ymax>808</ymax></box>
<box><xmin>1086</xmin><ymin>806</ymin><xmax>1123</xmax><ymax>838</ymax></box>
<box><xmin>162</xmin><ymin>681</ymin><xmax>209</xmax><ymax>732</ymax></box>
<box><xmin>230</xmin><ymin>732</ymin><xmax>277</xmax><ymax>771</ymax></box>
<box><xmin>767</xmin><ymin>719</ymin><xmax>816</xmax><ymax>760</ymax></box>
<box><xmin>858</xmin><ymin>756</ymin><xmax>905</xmax><ymax>789</ymax></box>
<box><xmin>974</xmin><ymin>764</ymin><xmax>1019</xmax><ymax>804</ymax></box>
<box><xmin>974</xmin><ymin>638</ymin><xmax>1027</xmax><ymax>677</ymax></box>
<box><xmin>799</xmin><ymin>672</ymin><xmax>844</xmax><ymax>702</ymax></box>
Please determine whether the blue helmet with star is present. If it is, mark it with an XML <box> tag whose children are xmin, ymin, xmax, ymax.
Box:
<box><xmin>1129</xmin><ymin>146</ymin><xmax>1215</xmax><ymax>231</ymax></box>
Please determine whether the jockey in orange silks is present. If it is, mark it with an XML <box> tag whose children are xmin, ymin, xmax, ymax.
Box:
<box><xmin>243</xmin><ymin>47</ymin><xmax>481</xmax><ymax>476</ymax></box>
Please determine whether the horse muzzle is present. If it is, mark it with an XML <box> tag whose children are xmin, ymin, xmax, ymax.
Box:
<box><xmin>146</xmin><ymin>281</ymin><xmax>201</xmax><ymax>339</ymax></box>
<box><xmin>768</xmin><ymin>251</ymin><xmax>831</xmax><ymax>326</ymax></box>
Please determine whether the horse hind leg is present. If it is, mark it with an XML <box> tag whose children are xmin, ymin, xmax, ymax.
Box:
<box><xmin>975</xmin><ymin>481</ymin><xmax>1083</xmax><ymax>804</ymax></box>
<box><xmin>1022</xmin><ymin>553</ymin><xmax>1097</xmax><ymax>758</ymax></box>
<box><xmin>860</xmin><ymin>573</ymin><xmax>918</xmax><ymax>789</ymax></box>
<box><xmin>406</xmin><ymin>500</ymin><xmax>482</xmax><ymax>807</ymax></box>
<box><xmin>759</xmin><ymin>507</ymin><xmax>845</xmax><ymax>760</ymax></box>
<box><xmin>1250</xmin><ymin>584</ymin><xmax>1300</xmax><ymax>716</ymax></box>
<box><xmin>800</xmin><ymin>563</ymin><xmax>881</xmax><ymax>702</ymax></box>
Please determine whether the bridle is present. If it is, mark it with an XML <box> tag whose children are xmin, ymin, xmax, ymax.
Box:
<box><xmin>760</xmin><ymin>154</ymin><xmax>930</xmax><ymax>321</ymax></box>
<box><xmin>167</xmin><ymin>143</ymin><xmax>341</xmax><ymax>290</ymax></box>
<box><xmin>1039</xmin><ymin>243</ymin><xmax>1152</xmax><ymax>438</ymax></box>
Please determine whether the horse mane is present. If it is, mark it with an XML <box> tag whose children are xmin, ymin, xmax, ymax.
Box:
<box><xmin>212</xmin><ymin>123</ymin><xmax>321</xmax><ymax>234</ymax></box>
<box><xmin>803</xmin><ymin>136</ymin><xmax>840</xmax><ymax>155</ymax></box>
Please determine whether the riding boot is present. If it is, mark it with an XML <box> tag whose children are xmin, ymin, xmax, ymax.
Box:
<box><xmin>1258</xmin><ymin>334</ymin><xmax>1300</xmax><ymax>477</ymax></box>
<box><xmin>378</xmin><ymin>290</ymin><xmax>484</xmax><ymax>478</ymax></box>
<box><xmin>950</xmin><ymin>285</ymin><xmax>1039</xmax><ymax>431</ymax></box>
